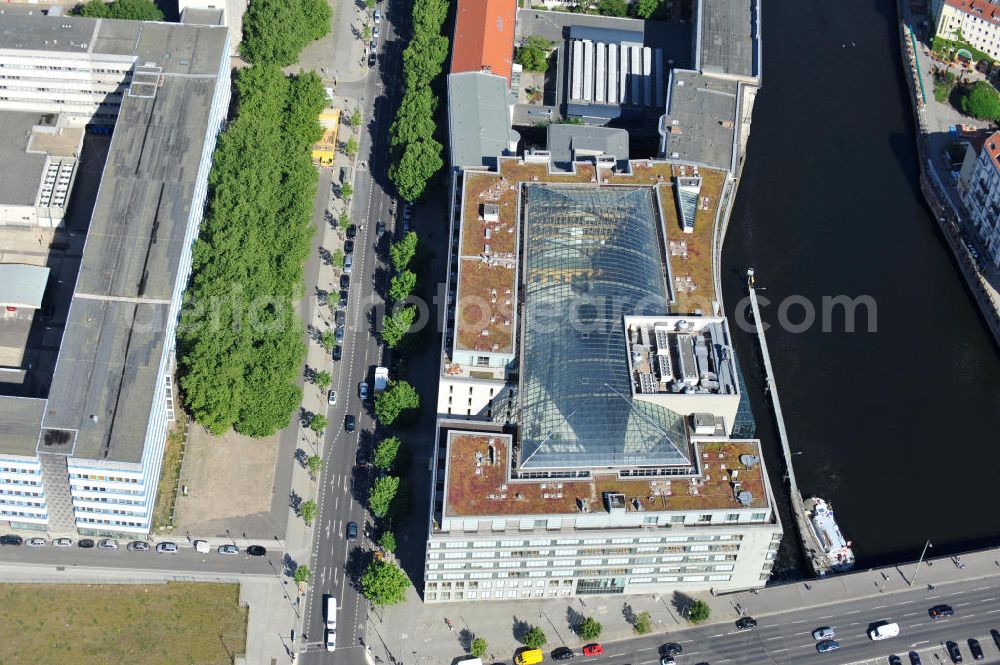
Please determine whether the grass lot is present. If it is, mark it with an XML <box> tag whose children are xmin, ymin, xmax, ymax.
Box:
<box><xmin>0</xmin><ymin>582</ymin><xmax>247</xmax><ymax>665</ymax></box>
<box><xmin>152</xmin><ymin>406</ymin><xmax>188</xmax><ymax>530</ymax></box>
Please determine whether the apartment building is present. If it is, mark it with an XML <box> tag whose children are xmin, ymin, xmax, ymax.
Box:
<box><xmin>959</xmin><ymin>130</ymin><xmax>1000</xmax><ymax>267</ymax></box>
<box><xmin>0</xmin><ymin>14</ymin><xmax>230</xmax><ymax>535</ymax></box>
<box><xmin>930</xmin><ymin>0</ymin><xmax>1000</xmax><ymax>61</ymax></box>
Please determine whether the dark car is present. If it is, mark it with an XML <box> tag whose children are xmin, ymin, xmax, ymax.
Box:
<box><xmin>946</xmin><ymin>641</ymin><xmax>963</xmax><ymax>664</ymax></box>
<box><xmin>376</xmin><ymin>220</ymin><xmax>386</xmax><ymax>238</ymax></box>
<box><xmin>246</xmin><ymin>545</ymin><xmax>267</xmax><ymax>557</ymax></box>
<box><xmin>816</xmin><ymin>640</ymin><xmax>840</xmax><ymax>654</ymax></box>
<box><xmin>0</xmin><ymin>534</ymin><xmax>23</xmax><ymax>546</ymax></box>
<box><xmin>346</xmin><ymin>224</ymin><xmax>357</xmax><ymax>239</ymax></box>
<box><xmin>735</xmin><ymin>617</ymin><xmax>758</xmax><ymax>631</ymax></box>
<box><xmin>335</xmin><ymin>325</ymin><xmax>344</xmax><ymax>343</ymax></box>
<box><xmin>355</xmin><ymin>447</ymin><xmax>370</xmax><ymax>467</ymax></box>
<box><xmin>968</xmin><ymin>639</ymin><xmax>984</xmax><ymax>661</ymax></box>
<box><xmin>660</xmin><ymin>644</ymin><xmax>683</xmax><ymax>656</ymax></box>
<box><xmin>333</xmin><ymin>345</ymin><xmax>342</xmax><ymax>361</ymax></box>
<box><xmin>929</xmin><ymin>604</ymin><xmax>955</xmax><ymax>619</ymax></box>
<box><xmin>340</xmin><ymin>274</ymin><xmax>350</xmax><ymax>290</ymax></box>
<box><xmin>992</xmin><ymin>629</ymin><xmax>1000</xmax><ymax>651</ymax></box>
<box><xmin>78</xmin><ymin>538</ymin><xmax>95</xmax><ymax>548</ymax></box>
<box><xmin>335</xmin><ymin>309</ymin><xmax>346</xmax><ymax>327</ymax></box>
<box><xmin>345</xmin><ymin>415</ymin><xmax>356</xmax><ymax>432</ymax></box>
<box><xmin>552</xmin><ymin>648</ymin><xmax>575</xmax><ymax>661</ymax></box>
<box><xmin>338</xmin><ymin>290</ymin><xmax>349</xmax><ymax>309</ymax></box>
<box><xmin>889</xmin><ymin>656</ymin><xmax>902</xmax><ymax>665</ymax></box>
<box><xmin>909</xmin><ymin>652</ymin><xmax>922</xmax><ymax>665</ymax></box>
<box><xmin>368</xmin><ymin>52</ymin><xmax>377</xmax><ymax>68</ymax></box>
<box><xmin>344</xmin><ymin>239</ymin><xmax>354</xmax><ymax>255</ymax></box>
<box><xmin>346</xmin><ymin>522</ymin><xmax>358</xmax><ymax>540</ymax></box>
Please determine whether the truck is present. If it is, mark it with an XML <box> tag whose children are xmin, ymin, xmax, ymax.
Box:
<box><xmin>374</xmin><ymin>366</ymin><xmax>389</xmax><ymax>392</ymax></box>
<box><xmin>867</xmin><ymin>621</ymin><xmax>899</xmax><ymax>640</ymax></box>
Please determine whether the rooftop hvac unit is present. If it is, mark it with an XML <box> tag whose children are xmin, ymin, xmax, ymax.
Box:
<box><xmin>737</xmin><ymin>491</ymin><xmax>754</xmax><ymax>506</ymax></box>
<box><xmin>739</xmin><ymin>454</ymin><xmax>760</xmax><ymax>468</ymax></box>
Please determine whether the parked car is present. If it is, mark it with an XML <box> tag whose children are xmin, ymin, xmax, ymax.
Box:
<box><xmin>373</xmin><ymin>9</ymin><xmax>382</xmax><ymax>23</ymax></box>
<box><xmin>659</xmin><ymin>659</ymin><xmax>676</xmax><ymax>665</ymax></box>
<box><xmin>812</xmin><ymin>627</ymin><xmax>835</xmax><ymax>640</ymax></box>
<box><xmin>368</xmin><ymin>52</ymin><xmax>377</xmax><ymax>68</ymax></box>
<box><xmin>218</xmin><ymin>544</ymin><xmax>239</xmax><ymax>555</ymax></box>
<box><xmin>25</xmin><ymin>537</ymin><xmax>46</xmax><ymax>547</ymax></box>
<box><xmin>246</xmin><ymin>545</ymin><xmax>267</xmax><ymax>557</ymax></box>
<box><xmin>372</xmin><ymin>25</ymin><xmax>380</xmax><ymax>40</ymax></box>
<box><xmin>968</xmin><ymin>639</ymin><xmax>984</xmax><ymax>661</ymax></box>
<box><xmin>333</xmin><ymin>345</ymin><xmax>342</xmax><ymax>361</ymax></box>
<box><xmin>52</xmin><ymin>537</ymin><xmax>72</xmax><ymax>547</ymax></box>
<box><xmin>551</xmin><ymin>648</ymin><xmax>575</xmax><ymax>661</ymax></box>
<box><xmin>156</xmin><ymin>542</ymin><xmax>178</xmax><ymax>554</ymax></box>
<box><xmin>376</xmin><ymin>220</ymin><xmax>386</xmax><ymax>238</ymax></box>
<box><xmin>816</xmin><ymin>640</ymin><xmax>841</xmax><ymax>653</ymax></box>
<box><xmin>946</xmin><ymin>641</ymin><xmax>963</xmax><ymax>664</ymax></box>
<box><xmin>335</xmin><ymin>325</ymin><xmax>345</xmax><ymax>343</ymax></box>
<box><xmin>889</xmin><ymin>656</ymin><xmax>903</xmax><ymax>665</ymax></box>
<box><xmin>0</xmin><ymin>534</ymin><xmax>23</xmax><ymax>546</ymax></box>
<box><xmin>735</xmin><ymin>617</ymin><xmax>758</xmax><ymax>631</ymax></box>
<box><xmin>344</xmin><ymin>239</ymin><xmax>354</xmax><ymax>255</ymax></box>
<box><xmin>991</xmin><ymin>629</ymin><xmax>1000</xmax><ymax>650</ymax></box>
<box><xmin>345</xmin><ymin>415</ymin><xmax>356</xmax><ymax>432</ymax></box>
<box><xmin>346</xmin><ymin>521</ymin><xmax>358</xmax><ymax>540</ymax></box>
<box><xmin>359</xmin><ymin>382</ymin><xmax>369</xmax><ymax>400</ymax></box>
<box><xmin>909</xmin><ymin>651</ymin><xmax>923</xmax><ymax>665</ymax></box>
<box><xmin>581</xmin><ymin>645</ymin><xmax>603</xmax><ymax>657</ymax></box>
<box><xmin>661</xmin><ymin>644</ymin><xmax>683</xmax><ymax>656</ymax></box>
<box><xmin>328</xmin><ymin>390</ymin><xmax>337</xmax><ymax>406</ymax></box>
<box><xmin>356</xmin><ymin>447</ymin><xmax>370</xmax><ymax>467</ymax></box>
<box><xmin>194</xmin><ymin>540</ymin><xmax>210</xmax><ymax>554</ymax></box>
<box><xmin>127</xmin><ymin>541</ymin><xmax>150</xmax><ymax>552</ymax></box>
<box><xmin>929</xmin><ymin>604</ymin><xmax>954</xmax><ymax>619</ymax></box>
<box><xmin>97</xmin><ymin>539</ymin><xmax>118</xmax><ymax>550</ymax></box>
<box><xmin>340</xmin><ymin>274</ymin><xmax>350</xmax><ymax>290</ymax></box>
<box><xmin>335</xmin><ymin>309</ymin><xmax>346</xmax><ymax>326</ymax></box>
<box><xmin>338</xmin><ymin>290</ymin><xmax>349</xmax><ymax>309</ymax></box>
<box><xmin>78</xmin><ymin>538</ymin><xmax>95</xmax><ymax>548</ymax></box>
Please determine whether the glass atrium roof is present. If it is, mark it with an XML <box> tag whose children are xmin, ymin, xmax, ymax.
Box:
<box><xmin>517</xmin><ymin>185</ymin><xmax>690</xmax><ymax>469</ymax></box>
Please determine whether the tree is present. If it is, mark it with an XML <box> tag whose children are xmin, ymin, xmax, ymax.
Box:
<box><xmin>331</xmin><ymin>248</ymin><xmax>345</xmax><ymax>268</ymax></box>
<box><xmin>309</xmin><ymin>413</ymin><xmax>328</xmax><ymax>433</ymax></box>
<box><xmin>687</xmin><ymin>599</ymin><xmax>711</xmax><ymax>624</ymax></box>
<box><xmin>73</xmin><ymin>0</ymin><xmax>164</xmax><ymax>20</ymax></box>
<box><xmin>366</xmin><ymin>0</ymin><xmax>377</xmax><ymax>9</ymax></box>
<box><xmin>632</xmin><ymin>611</ymin><xmax>653</xmax><ymax>635</ymax></box>
<box><xmin>349</xmin><ymin>108</ymin><xmax>363</xmax><ymax>127</ymax></box>
<box><xmin>374</xmin><ymin>380</ymin><xmax>420</xmax><ymax>425</ymax></box>
<box><xmin>378</xmin><ymin>531</ymin><xmax>397</xmax><ymax>553</ymax></box>
<box><xmin>298</xmin><ymin>499</ymin><xmax>317</xmax><ymax>525</ymax></box>
<box><xmin>578</xmin><ymin>616</ymin><xmax>602</xmax><ymax>641</ymax></box>
<box><xmin>390</xmin><ymin>138</ymin><xmax>443</xmax><ymax>202</ymax></box>
<box><xmin>960</xmin><ymin>80</ymin><xmax>1000</xmax><ymax>121</ymax></box>
<box><xmin>632</xmin><ymin>0</ymin><xmax>662</xmax><ymax>19</ymax></box>
<box><xmin>361</xmin><ymin>559</ymin><xmax>411</xmax><ymax>605</ymax></box>
<box><xmin>389</xmin><ymin>270</ymin><xmax>417</xmax><ymax>303</ymax></box>
<box><xmin>338</xmin><ymin>212</ymin><xmax>351</xmax><ymax>232</ymax></box>
<box><xmin>341</xmin><ymin>182</ymin><xmax>353</xmax><ymax>200</ymax></box>
<box><xmin>374</xmin><ymin>436</ymin><xmax>402</xmax><ymax>470</ymax></box>
<box><xmin>471</xmin><ymin>637</ymin><xmax>488</xmax><ymax>658</ymax></box>
<box><xmin>344</xmin><ymin>136</ymin><xmax>359</xmax><ymax>158</ymax></box>
<box><xmin>362</xmin><ymin>23</ymin><xmax>372</xmax><ymax>41</ymax></box>
<box><xmin>307</xmin><ymin>454</ymin><xmax>323</xmax><ymax>479</ymax></box>
<box><xmin>515</xmin><ymin>36</ymin><xmax>553</xmax><ymax>72</ymax></box>
<box><xmin>74</xmin><ymin>0</ymin><xmax>112</xmax><ymax>17</ymax></box>
<box><xmin>314</xmin><ymin>370</ymin><xmax>332</xmax><ymax>390</ymax></box>
<box><xmin>523</xmin><ymin>626</ymin><xmax>547</xmax><ymax>649</ymax></box>
<box><xmin>293</xmin><ymin>564</ymin><xmax>312</xmax><ymax>584</ymax></box>
<box><xmin>369</xmin><ymin>475</ymin><xmax>400</xmax><ymax>517</ymax></box>
<box><xmin>241</xmin><ymin>0</ymin><xmax>331</xmax><ymax>66</ymax></box>
<box><xmin>389</xmin><ymin>232</ymin><xmax>418</xmax><ymax>271</ymax></box>
<box><xmin>598</xmin><ymin>0</ymin><xmax>627</xmax><ymax>16</ymax></box>
<box><xmin>382</xmin><ymin>304</ymin><xmax>417</xmax><ymax>348</ymax></box>
<box><xmin>320</xmin><ymin>330</ymin><xmax>336</xmax><ymax>351</ymax></box>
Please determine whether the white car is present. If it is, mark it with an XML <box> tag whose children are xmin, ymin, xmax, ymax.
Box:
<box><xmin>156</xmin><ymin>542</ymin><xmax>179</xmax><ymax>554</ymax></box>
<box><xmin>97</xmin><ymin>539</ymin><xmax>118</xmax><ymax>550</ymax></box>
<box><xmin>52</xmin><ymin>538</ymin><xmax>72</xmax><ymax>547</ymax></box>
<box><xmin>218</xmin><ymin>544</ymin><xmax>239</xmax><ymax>555</ymax></box>
<box><xmin>325</xmin><ymin>629</ymin><xmax>336</xmax><ymax>652</ymax></box>
<box><xmin>328</xmin><ymin>390</ymin><xmax>337</xmax><ymax>406</ymax></box>
<box><xmin>373</xmin><ymin>9</ymin><xmax>382</xmax><ymax>24</ymax></box>
<box><xmin>25</xmin><ymin>537</ymin><xmax>46</xmax><ymax>547</ymax></box>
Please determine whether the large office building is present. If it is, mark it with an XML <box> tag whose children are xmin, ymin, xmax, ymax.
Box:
<box><xmin>0</xmin><ymin>13</ymin><xmax>230</xmax><ymax>535</ymax></box>
<box><xmin>959</xmin><ymin>130</ymin><xmax>1000</xmax><ymax>267</ymax></box>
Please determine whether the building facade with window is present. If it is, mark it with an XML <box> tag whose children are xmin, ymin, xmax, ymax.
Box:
<box><xmin>959</xmin><ymin>130</ymin><xmax>1000</xmax><ymax>267</ymax></box>
<box><xmin>930</xmin><ymin>0</ymin><xmax>1000</xmax><ymax>61</ymax></box>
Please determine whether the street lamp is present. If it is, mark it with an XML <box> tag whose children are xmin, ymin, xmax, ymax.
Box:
<box><xmin>910</xmin><ymin>539</ymin><xmax>933</xmax><ymax>587</ymax></box>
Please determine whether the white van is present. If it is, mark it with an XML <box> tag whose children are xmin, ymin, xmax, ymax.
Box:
<box><xmin>868</xmin><ymin>621</ymin><xmax>899</xmax><ymax>640</ymax></box>
<box><xmin>193</xmin><ymin>540</ymin><xmax>210</xmax><ymax>554</ymax></box>
<box><xmin>325</xmin><ymin>596</ymin><xmax>337</xmax><ymax>630</ymax></box>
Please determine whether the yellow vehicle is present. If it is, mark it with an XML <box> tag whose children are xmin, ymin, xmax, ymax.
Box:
<box><xmin>515</xmin><ymin>650</ymin><xmax>543</xmax><ymax>665</ymax></box>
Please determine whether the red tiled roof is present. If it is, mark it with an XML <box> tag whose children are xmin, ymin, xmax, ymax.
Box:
<box><xmin>451</xmin><ymin>0</ymin><xmax>517</xmax><ymax>83</ymax></box>
<box><xmin>985</xmin><ymin>130</ymin><xmax>1000</xmax><ymax>171</ymax></box>
<box><xmin>943</xmin><ymin>0</ymin><xmax>1000</xmax><ymax>28</ymax></box>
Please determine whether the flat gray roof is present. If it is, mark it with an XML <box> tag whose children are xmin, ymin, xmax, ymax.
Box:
<box><xmin>448</xmin><ymin>72</ymin><xmax>520</xmax><ymax>170</ymax></box>
<box><xmin>0</xmin><ymin>112</ymin><xmax>48</xmax><ymax>206</ymax></box>
<box><xmin>0</xmin><ymin>397</ymin><xmax>47</xmax><ymax>457</ymax></box>
<box><xmin>0</xmin><ymin>264</ymin><xmax>50</xmax><ymax>308</ymax></box>
<box><xmin>660</xmin><ymin>69</ymin><xmax>739</xmax><ymax>173</ymax></box>
<box><xmin>546</xmin><ymin>124</ymin><xmax>629</xmax><ymax>171</ymax></box>
<box><xmin>696</xmin><ymin>0</ymin><xmax>760</xmax><ymax>80</ymax></box>
<box><xmin>181</xmin><ymin>7</ymin><xmax>225</xmax><ymax>26</ymax></box>
<box><xmin>0</xmin><ymin>16</ymin><xmax>229</xmax><ymax>463</ymax></box>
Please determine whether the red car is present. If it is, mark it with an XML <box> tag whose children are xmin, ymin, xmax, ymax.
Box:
<box><xmin>582</xmin><ymin>644</ymin><xmax>604</xmax><ymax>657</ymax></box>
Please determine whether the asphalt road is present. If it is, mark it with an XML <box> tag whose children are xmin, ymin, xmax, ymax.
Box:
<box><xmin>529</xmin><ymin>582</ymin><xmax>1000</xmax><ymax>665</ymax></box>
<box><xmin>300</xmin><ymin>0</ymin><xmax>406</xmax><ymax>660</ymax></box>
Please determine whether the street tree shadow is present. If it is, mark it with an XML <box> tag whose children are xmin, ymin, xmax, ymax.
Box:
<box><xmin>281</xmin><ymin>552</ymin><xmax>297</xmax><ymax>578</ymax></box>
<box><xmin>458</xmin><ymin>627</ymin><xmax>474</xmax><ymax>652</ymax></box>
<box><xmin>671</xmin><ymin>591</ymin><xmax>695</xmax><ymax>619</ymax></box>
<box><xmin>622</xmin><ymin>601</ymin><xmax>637</xmax><ymax>625</ymax></box>
<box><xmin>512</xmin><ymin>617</ymin><xmax>532</xmax><ymax>644</ymax></box>
<box><xmin>345</xmin><ymin>547</ymin><xmax>372</xmax><ymax>591</ymax></box>
<box><xmin>294</xmin><ymin>448</ymin><xmax>309</xmax><ymax>469</ymax></box>
<box><xmin>566</xmin><ymin>606</ymin><xmax>584</xmax><ymax>633</ymax></box>
<box><xmin>289</xmin><ymin>490</ymin><xmax>302</xmax><ymax>512</ymax></box>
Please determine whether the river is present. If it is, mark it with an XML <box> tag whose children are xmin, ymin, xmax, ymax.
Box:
<box><xmin>720</xmin><ymin>0</ymin><xmax>1000</xmax><ymax>569</ymax></box>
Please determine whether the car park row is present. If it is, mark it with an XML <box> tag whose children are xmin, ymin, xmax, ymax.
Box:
<box><xmin>0</xmin><ymin>534</ymin><xmax>267</xmax><ymax>557</ymax></box>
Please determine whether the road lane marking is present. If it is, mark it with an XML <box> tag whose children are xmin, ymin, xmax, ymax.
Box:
<box><xmin>986</xmin><ymin>608</ymin><xmax>1000</xmax><ymax>614</ymax></box>
<box><xmin>910</xmin><ymin>641</ymin><xmax>929</xmax><ymax>647</ymax></box>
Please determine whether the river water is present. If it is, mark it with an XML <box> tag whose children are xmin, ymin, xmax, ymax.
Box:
<box><xmin>720</xmin><ymin>0</ymin><xmax>1000</xmax><ymax>569</ymax></box>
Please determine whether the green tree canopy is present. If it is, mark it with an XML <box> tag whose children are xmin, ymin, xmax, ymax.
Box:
<box><xmin>471</xmin><ymin>637</ymin><xmax>488</xmax><ymax>658</ymax></box>
<box><xmin>515</xmin><ymin>36</ymin><xmax>553</xmax><ymax>72</ymax></box>
<box><xmin>687</xmin><ymin>599</ymin><xmax>711</xmax><ymax>624</ymax></box>
<box><xmin>378</xmin><ymin>531</ymin><xmax>397</xmax><ymax>553</ymax></box>
<box><xmin>293</xmin><ymin>564</ymin><xmax>312</xmax><ymax>584</ymax></box>
<box><xmin>369</xmin><ymin>475</ymin><xmax>400</xmax><ymax>517</ymax></box>
<box><xmin>578</xmin><ymin>617</ymin><xmax>602</xmax><ymax>640</ymax></box>
<box><xmin>523</xmin><ymin>626</ymin><xmax>547</xmax><ymax>649</ymax></box>
<box><xmin>298</xmin><ymin>499</ymin><xmax>317</xmax><ymax>525</ymax></box>
<box><xmin>314</xmin><ymin>370</ymin><xmax>332</xmax><ymax>390</ymax></box>
<box><xmin>307</xmin><ymin>455</ymin><xmax>323</xmax><ymax>478</ymax></box>
<box><xmin>388</xmin><ymin>270</ymin><xmax>417</xmax><ymax>303</ymax></box>
<box><xmin>73</xmin><ymin>0</ymin><xmax>164</xmax><ymax>20</ymax></box>
<box><xmin>374</xmin><ymin>436</ymin><xmax>402</xmax><ymax>470</ymax></box>
<box><xmin>341</xmin><ymin>182</ymin><xmax>354</xmax><ymax>199</ymax></box>
<box><xmin>382</xmin><ymin>304</ymin><xmax>417</xmax><ymax>348</ymax></box>
<box><xmin>349</xmin><ymin>108</ymin><xmax>363</xmax><ymax>127</ymax></box>
<box><xmin>374</xmin><ymin>380</ymin><xmax>419</xmax><ymax>425</ymax></box>
<box><xmin>241</xmin><ymin>0</ymin><xmax>331</xmax><ymax>66</ymax></box>
<box><xmin>320</xmin><ymin>330</ymin><xmax>336</xmax><ymax>351</ymax></box>
<box><xmin>390</xmin><ymin>138</ymin><xmax>443</xmax><ymax>202</ymax></box>
<box><xmin>632</xmin><ymin>611</ymin><xmax>653</xmax><ymax>634</ymax></box>
<box><xmin>598</xmin><ymin>0</ymin><xmax>628</xmax><ymax>16</ymax></box>
<box><xmin>361</xmin><ymin>559</ymin><xmax>411</xmax><ymax>605</ymax></box>
<box><xmin>309</xmin><ymin>414</ymin><xmax>328</xmax><ymax>433</ymax></box>
<box><xmin>632</xmin><ymin>0</ymin><xmax>662</xmax><ymax>19</ymax></box>
<box><xmin>961</xmin><ymin>80</ymin><xmax>1000</xmax><ymax>121</ymax></box>
<box><xmin>389</xmin><ymin>232</ymin><xmax>418</xmax><ymax>271</ymax></box>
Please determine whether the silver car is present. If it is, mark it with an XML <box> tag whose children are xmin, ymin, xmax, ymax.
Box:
<box><xmin>127</xmin><ymin>541</ymin><xmax>150</xmax><ymax>552</ymax></box>
<box><xmin>218</xmin><ymin>544</ymin><xmax>239</xmax><ymax>555</ymax></box>
<box><xmin>25</xmin><ymin>537</ymin><xmax>46</xmax><ymax>547</ymax></box>
<box><xmin>156</xmin><ymin>542</ymin><xmax>179</xmax><ymax>554</ymax></box>
<box><xmin>812</xmin><ymin>627</ymin><xmax>835</xmax><ymax>640</ymax></box>
<box><xmin>97</xmin><ymin>539</ymin><xmax>118</xmax><ymax>550</ymax></box>
<box><xmin>52</xmin><ymin>537</ymin><xmax>72</xmax><ymax>547</ymax></box>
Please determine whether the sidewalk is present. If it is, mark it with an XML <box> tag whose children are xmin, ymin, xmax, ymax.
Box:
<box><xmin>365</xmin><ymin>546</ymin><xmax>1000</xmax><ymax>665</ymax></box>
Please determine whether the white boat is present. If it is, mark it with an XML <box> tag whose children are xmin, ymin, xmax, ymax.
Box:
<box><xmin>804</xmin><ymin>497</ymin><xmax>855</xmax><ymax>572</ymax></box>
